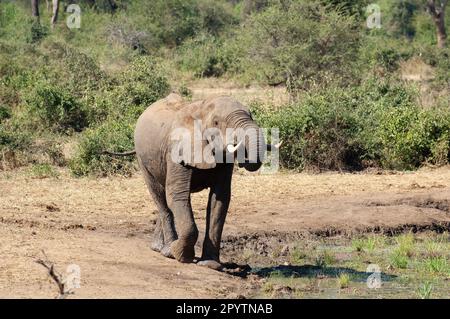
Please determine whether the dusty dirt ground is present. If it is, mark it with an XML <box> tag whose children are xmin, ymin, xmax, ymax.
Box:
<box><xmin>1</xmin><ymin>166</ymin><xmax>450</xmax><ymax>298</ymax></box>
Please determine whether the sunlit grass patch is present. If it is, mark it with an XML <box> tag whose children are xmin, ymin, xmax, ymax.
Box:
<box><xmin>315</xmin><ymin>250</ymin><xmax>336</xmax><ymax>268</ymax></box>
<box><xmin>337</xmin><ymin>273</ymin><xmax>350</xmax><ymax>289</ymax></box>
<box><xmin>421</xmin><ymin>257</ymin><xmax>449</xmax><ymax>275</ymax></box>
<box><xmin>27</xmin><ymin>163</ymin><xmax>59</xmax><ymax>179</ymax></box>
<box><xmin>416</xmin><ymin>281</ymin><xmax>433</xmax><ymax>299</ymax></box>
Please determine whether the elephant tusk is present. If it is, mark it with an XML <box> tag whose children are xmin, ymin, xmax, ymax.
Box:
<box><xmin>226</xmin><ymin>141</ymin><xmax>243</xmax><ymax>153</ymax></box>
<box><xmin>266</xmin><ymin>140</ymin><xmax>283</xmax><ymax>151</ymax></box>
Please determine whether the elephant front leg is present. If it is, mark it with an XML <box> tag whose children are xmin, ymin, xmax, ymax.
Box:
<box><xmin>166</xmin><ymin>163</ymin><xmax>198</xmax><ymax>263</ymax></box>
<box><xmin>198</xmin><ymin>167</ymin><xmax>232</xmax><ymax>270</ymax></box>
<box><xmin>167</xmin><ymin>200</ymin><xmax>198</xmax><ymax>263</ymax></box>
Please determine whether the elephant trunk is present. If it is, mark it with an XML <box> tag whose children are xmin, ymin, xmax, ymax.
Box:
<box><xmin>227</xmin><ymin>111</ymin><xmax>265</xmax><ymax>172</ymax></box>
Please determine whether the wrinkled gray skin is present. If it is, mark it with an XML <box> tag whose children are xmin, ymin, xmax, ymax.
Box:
<box><xmin>134</xmin><ymin>93</ymin><xmax>265</xmax><ymax>270</ymax></box>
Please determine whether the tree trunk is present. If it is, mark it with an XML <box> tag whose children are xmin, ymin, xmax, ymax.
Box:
<box><xmin>436</xmin><ymin>18</ymin><xmax>447</xmax><ymax>48</ymax></box>
<box><xmin>31</xmin><ymin>0</ymin><xmax>40</xmax><ymax>23</ymax></box>
<box><xmin>427</xmin><ymin>0</ymin><xmax>448</xmax><ymax>48</ymax></box>
<box><xmin>51</xmin><ymin>0</ymin><xmax>60</xmax><ymax>28</ymax></box>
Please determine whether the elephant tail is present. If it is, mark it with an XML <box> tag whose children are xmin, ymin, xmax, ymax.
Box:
<box><xmin>102</xmin><ymin>150</ymin><xmax>136</xmax><ymax>156</ymax></box>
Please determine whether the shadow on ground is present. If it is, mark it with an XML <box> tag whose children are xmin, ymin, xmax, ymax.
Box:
<box><xmin>222</xmin><ymin>263</ymin><xmax>397</xmax><ymax>283</ymax></box>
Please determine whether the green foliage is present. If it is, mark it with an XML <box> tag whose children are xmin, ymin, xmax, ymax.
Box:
<box><xmin>0</xmin><ymin>105</ymin><xmax>11</xmax><ymax>122</ymax></box>
<box><xmin>315</xmin><ymin>250</ymin><xmax>335</xmax><ymax>268</ymax></box>
<box><xmin>252</xmin><ymin>79</ymin><xmax>450</xmax><ymax>171</ymax></box>
<box><xmin>235</xmin><ymin>0</ymin><xmax>361</xmax><ymax>93</ymax></box>
<box><xmin>389</xmin><ymin>0</ymin><xmax>418</xmax><ymax>38</ymax></box>
<box><xmin>422</xmin><ymin>257</ymin><xmax>449</xmax><ymax>275</ymax></box>
<box><xmin>29</xmin><ymin>21</ymin><xmax>48</xmax><ymax>43</ymax></box>
<box><xmin>337</xmin><ymin>273</ymin><xmax>350</xmax><ymax>289</ymax></box>
<box><xmin>1</xmin><ymin>0</ymin><xmax>450</xmax><ymax>176</ymax></box>
<box><xmin>417</xmin><ymin>281</ymin><xmax>433</xmax><ymax>299</ymax></box>
<box><xmin>114</xmin><ymin>56</ymin><xmax>171</xmax><ymax>116</ymax></box>
<box><xmin>123</xmin><ymin>0</ymin><xmax>237</xmax><ymax>47</ymax></box>
<box><xmin>0</xmin><ymin>122</ymin><xmax>32</xmax><ymax>151</ymax></box>
<box><xmin>28</xmin><ymin>163</ymin><xmax>59</xmax><ymax>179</ymax></box>
<box><xmin>70</xmin><ymin>56</ymin><xmax>170</xmax><ymax>176</ymax></box>
<box><xmin>23</xmin><ymin>82</ymin><xmax>87</xmax><ymax>133</ymax></box>
<box><xmin>177</xmin><ymin>33</ymin><xmax>229</xmax><ymax>77</ymax></box>
<box><xmin>421</xmin><ymin>47</ymin><xmax>450</xmax><ymax>89</ymax></box>
<box><xmin>390</xmin><ymin>250</ymin><xmax>409</xmax><ymax>269</ymax></box>
<box><xmin>69</xmin><ymin>118</ymin><xmax>136</xmax><ymax>177</ymax></box>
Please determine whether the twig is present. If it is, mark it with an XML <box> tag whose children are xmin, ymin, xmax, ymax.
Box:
<box><xmin>35</xmin><ymin>250</ymin><xmax>73</xmax><ymax>299</ymax></box>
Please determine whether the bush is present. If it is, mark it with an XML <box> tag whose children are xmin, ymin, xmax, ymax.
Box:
<box><xmin>252</xmin><ymin>87</ymin><xmax>364</xmax><ymax>171</ymax></box>
<box><xmin>36</xmin><ymin>41</ymin><xmax>109</xmax><ymax>97</ymax></box>
<box><xmin>70</xmin><ymin>56</ymin><xmax>170</xmax><ymax>176</ymax></box>
<box><xmin>252</xmin><ymin>79</ymin><xmax>450</xmax><ymax>171</ymax></box>
<box><xmin>88</xmin><ymin>56</ymin><xmax>170</xmax><ymax>123</ymax></box>
<box><xmin>0</xmin><ymin>105</ymin><xmax>11</xmax><ymax>122</ymax></box>
<box><xmin>235</xmin><ymin>0</ymin><xmax>361</xmax><ymax>94</ymax></box>
<box><xmin>29</xmin><ymin>21</ymin><xmax>48</xmax><ymax>44</ymax></box>
<box><xmin>69</xmin><ymin>118</ymin><xmax>136</xmax><ymax>176</ymax></box>
<box><xmin>0</xmin><ymin>121</ymin><xmax>32</xmax><ymax>169</ymax></box>
<box><xmin>125</xmin><ymin>0</ymin><xmax>237</xmax><ymax>47</ymax></box>
<box><xmin>177</xmin><ymin>33</ymin><xmax>229</xmax><ymax>77</ymax></box>
<box><xmin>23</xmin><ymin>82</ymin><xmax>88</xmax><ymax>133</ymax></box>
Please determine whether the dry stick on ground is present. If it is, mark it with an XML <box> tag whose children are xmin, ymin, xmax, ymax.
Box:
<box><xmin>35</xmin><ymin>250</ymin><xmax>72</xmax><ymax>299</ymax></box>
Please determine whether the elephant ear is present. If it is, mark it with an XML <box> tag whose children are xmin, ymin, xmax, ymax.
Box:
<box><xmin>169</xmin><ymin>112</ymin><xmax>216</xmax><ymax>170</ymax></box>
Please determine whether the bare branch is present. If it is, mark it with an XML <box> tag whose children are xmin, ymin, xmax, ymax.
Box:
<box><xmin>35</xmin><ymin>250</ymin><xmax>73</xmax><ymax>299</ymax></box>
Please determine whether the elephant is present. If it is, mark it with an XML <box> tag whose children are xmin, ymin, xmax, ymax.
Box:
<box><xmin>106</xmin><ymin>93</ymin><xmax>280</xmax><ymax>270</ymax></box>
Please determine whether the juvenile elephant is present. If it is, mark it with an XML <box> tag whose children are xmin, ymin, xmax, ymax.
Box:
<box><xmin>110</xmin><ymin>93</ymin><xmax>279</xmax><ymax>270</ymax></box>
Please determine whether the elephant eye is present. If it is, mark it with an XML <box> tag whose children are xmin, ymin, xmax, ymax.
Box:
<box><xmin>214</xmin><ymin>120</ymin><xmax>219</xmax><ymax>126</ymax></box>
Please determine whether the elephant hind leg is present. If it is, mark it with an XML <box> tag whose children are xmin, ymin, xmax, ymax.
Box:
<box><xmin>151</xmin><ymin>217</ymin><xmax>164</xmax><ymax>252</ymax></box>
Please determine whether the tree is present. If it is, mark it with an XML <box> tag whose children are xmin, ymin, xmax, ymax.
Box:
<box><xmin>31</xmin><ymin>0</ymin><xmax>40</xmax><ymax>23</ymax></box>
<box><xmin>426</xmin><ymin>0</ymin><xmax>448</xmax><ymax>48</ymax></box>
<box><xmin>238</xmin><ymin>0</ymin><xmax>361</xmax><ymax>94</ymax></box>
<box><xmin>51</xmin><ymin>0</ymin><xmax>60</xmax><ymax>28</ymax></box>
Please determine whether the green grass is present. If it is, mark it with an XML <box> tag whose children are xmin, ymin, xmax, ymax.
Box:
<box><xmin>421</xmin><ymin>257</ymin><xmax>449</xmax><ymax>275</ymax></box>
<box><xmin>290</xmin><ymin>246</ymin><xmax>307</xmax><ymax>264</ymax></box>
<box><xmin>253</xmin><ymin>232</ymin><xmax>450</xmax><ymax>299</ymax></box>
<box><xmin>396</xmin><ymin>233</ymin><xmax>415</xmax><ymax>257</ymax></box>
<box><xmin>337</xmin><ymin>273</ymin><xmax>351</xmax><ymax>289</ymax></box>
<box><xmin>389</xmin><ymin>250</ymin><xmax>410</xmax><ymax>269</ymax></box>
<box><xmin>315</xmin><ymin>250</ymin><xmax>336</xmax><ymax>268</ymax></box>
<box><xmin>27</xmin><ymin>164</ymin><xmax>59</xmax><ymax>179</ymax></box>
<box><xmin>417</xmin><ymin>281</ymin><xmax>433</xmax><ymax>299</ymax></box>
<box><xmin>352</xmin><ymin>235</ymin><xmax>386</xmax><ymax>253</ymax></box>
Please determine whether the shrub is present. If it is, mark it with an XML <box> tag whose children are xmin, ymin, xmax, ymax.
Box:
<box><xmin>34</xmin><ymin>41</ymin><xmax>109</xmax><ymax>99</ymax></box>
<box><xmin>235</xmin><ymin>0</ymin><xmax>361</xmax><ymax>93</ymax></box>
<box><xmin>389</xmin><ymin>250</ymin><xmax>409</xmax><ymax>269</ymax></box>
<box><xmin>337</xmin><ymin>273</ymin><xmax>350</xmax><ymax>289</ymax></box>
<box><xmin>252</xmin><ymin>79</ymin><xmax>450</xmax><ymax>171</ymax></box>
<box><xmin>0</xmin><ymin>121</ymin><xmax>32</xmax><ymax>169</ymax></box>
<box><xmin>0</xmin><ymin>105</ymin><xmax>11</xmax><ymax>122</ymax></box>
<box><xmin>23</xmin><ymin>82</ymin><xmax>88</xmax><ymax>133</ymax></box>
<box><xmin>69</xmin><ymin>118</ymin><xmax>136</xmax><ymax>176</ymax></box>
<box><xmin>87</xmin><ymin>56</ymin><xmax>170</xmax><ymax>124</ymax></box>
<box><xmin>116</xmin><ymin>56</ymin><xmax>170</xmax><ymax>111</ymax></box>
<box><xmin>28</xmin><ymin>163</ymin><xmax>60</xmax><ymax>179</ymax></box>
<box><xmin>29</xmin><ymin>21</ymin><xmax>48</xmax><ymax>44</ymax></box>
<box><xmin>177</xmin><ymin>33</ymin><xmax>228</xmax><ymax>77</ymax></box>
<box><xmin>70</xmin><ymin>56</ymin><xmax>170</xmax><ymax>176</ymax></box>
<box><xmin>126</xmin><ymin>0</ymin><xmax>237</xmax><ymax>47</ymax></box>
<box><xmin>251</xmin><ymin>87</ymin><xmax>364</xmax><ymax>171</ymax></box>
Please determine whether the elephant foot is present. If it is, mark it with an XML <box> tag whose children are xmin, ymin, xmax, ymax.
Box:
<box><xmin>170</xmin><ymin>239</ymin><xmax>195</xmax><ymax>263</ymax></box>
<box><xmin>197</xmin><ymin>260</ymin><xmax>223</xmax><ymax>271</ymax></box>
<box><xmin>160</xmin><ymin>244</ymin><xmax>175</xmax><ymax>259</ymax></box>
<box><xmin>150</xmin><ymin>240</ymin><xmax>164</xmax><ymax>253</ymax></box>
